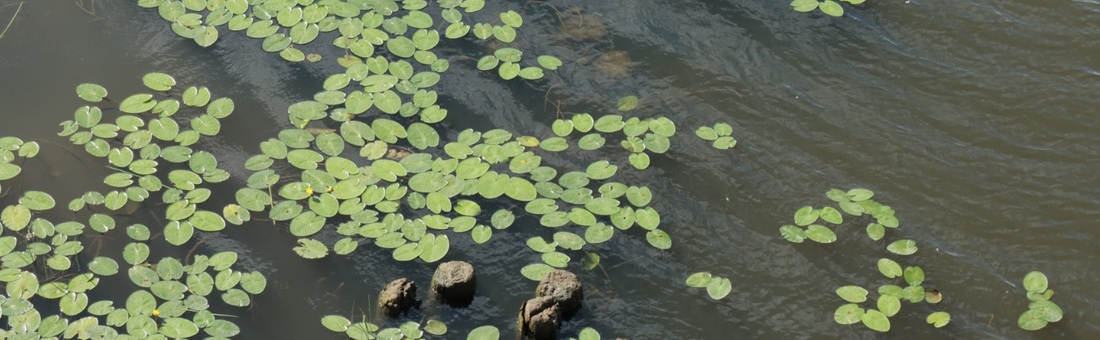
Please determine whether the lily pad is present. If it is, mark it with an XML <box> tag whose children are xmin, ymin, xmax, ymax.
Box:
<box><xmin>834</xmin><ymin>303</ymin><xmax>865</xmax><ymax>325</ymax></box>
<box><xmin>706</xmin><ymin>277</ymin><xmax>732</xmax><ymax>300</ymax></box>
<box><xmin>860</xmin><ymin>309</ymin><xmax>890</xmax><ymax>332</ymax></box>
<box><xmin>886</xmin><ymin>239</ymin><xmax>918</xmax><ymax>255</ymax></box>
<box><xmin>1023</xmin><ymin>271</ymin><xmax>1048</xmax><ymax>293</ymax></box>
<box><xmin>836</xmin><ymin>285</ymin><xmax>869</xmax><ymax>303</ymax></box>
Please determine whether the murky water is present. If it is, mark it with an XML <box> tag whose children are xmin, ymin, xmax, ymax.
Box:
<box><xmin>1</xmin><ymin>0</ymin><xmax>1098</xmax><ymax>339</ymax></box>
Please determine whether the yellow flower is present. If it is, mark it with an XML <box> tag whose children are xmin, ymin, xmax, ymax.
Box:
<box><xmin>152</xmin><ymin>309</ymin><xmax>160</xmax><ymax>317</ymax></box>
<box><xmin>305</xmin><ymin>187</ymin><xmax>314</xmax><ymax>195</ymax></box>
<box><xmin>325</xmin><ymin>186</ymin><xmax>333</xmax><ymax>193</ymax></box>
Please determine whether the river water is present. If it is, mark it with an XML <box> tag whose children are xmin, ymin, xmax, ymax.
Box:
<box><xmin>1</xmin><ymin>0</ymin><xmax>1098</xmax><ymax>339</ymax></box>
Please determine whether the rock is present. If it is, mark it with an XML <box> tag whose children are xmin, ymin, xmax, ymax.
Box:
<box><xmin>431</xmin><ymin>261</ymin><xmax>476</xmax><ymax>307</ymax></box>
<box><xmin>536</xmin><ymin>270</ymin><xmax>583</xmax><ymax>319</ymax></box>
<box><xmin>519</xmin><ymin>296</ymin><xmax>561</xmax><ymax>340</ymax></box>
<box><xmin>378</xmin><ymin>278</ymin><xmax>420</xmax><ymax>317</ymax></box>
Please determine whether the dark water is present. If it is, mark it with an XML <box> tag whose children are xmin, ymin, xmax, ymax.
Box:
<box><xmin>1</xmin><ymin>0</ymin><xmax>1098</xmax><ymax>339</ymax></box>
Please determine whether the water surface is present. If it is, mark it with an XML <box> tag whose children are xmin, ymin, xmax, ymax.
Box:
<box><xmin>1</xmin><ymin>0</ymin><xmax>1098</xmax><ymax>338</ymax></box>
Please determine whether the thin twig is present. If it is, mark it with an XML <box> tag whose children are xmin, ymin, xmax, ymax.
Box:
<box><xmin>606</xmin><ymin>254</ymin><xmax>645</xmax><ymax>270</ymax></box>
<box><xmin>0</xmin><ymin>1</ymin><xmax>23</xmax><ymax>40</ymax></box>
<box><xmin>75</xmin><ymin>0</ymin><xmax>97</xmax><ymax>17</ymax></box>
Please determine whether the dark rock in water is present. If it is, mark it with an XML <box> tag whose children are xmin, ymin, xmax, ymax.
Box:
<box><xmin>519</xmin><ymin>296</ymin><xmax>561</xmax><ymax>340</ymax></box>
<box><xmin>536</xmin><ymin>270</ymin><xmax>583</xmax><ymax>320</ymax></box>
<box><xmin>432</xmin><ymin>261</ymin><xmax>476</xmax><ymax>307</ymax></box>
<box><xmin>378</xmin><ymin>278</ymin><xmax>420</xmax><ymax>317</ymax></box>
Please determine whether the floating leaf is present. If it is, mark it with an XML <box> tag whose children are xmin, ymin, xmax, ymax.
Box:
<box><xmin>646</xmin><ymin>229</ymin><xmax>672</xmax><ymax>249</ymax></box>
<box><xmin>706</xmin><ymin>277</ymin><xmax>732</xmax><ymax>300</ymax></box>
<box><xmin>541</xmin><ymin>252</ymin><xmax>570</xmax><ymax>268</ymax></box>
<box><xmin>805</xmin><ymin>225</ymin><xmax>836</xmax><ymax>243</ymax></box>
<box><xmin>836</xmin><ymin>285</ymin><xmax>868</xmax><ymax>303</ymax></box>
<box><xmin>1029</xmin><ymin>300</ymin><xmax>1063</xmax><ymax>322</ymax></box>
<box><xmin>293</xmin><ymin>238</ymin><xmax>328</xmax><ymax>259</ymax></box>
<box><xmin>860</xmin><ymin>309</ymin><xmax>890</xmax><ymax>332</ymax></box>
<box><xmin>886</xmin><ymin>239</ymin><xmax>918</xmax><ymax>255</ymax></box>
<box><xmin>695</xmin><ymin>126</ymin><xmax>718</xmax><ymax>141</ymax></box>
<box><xmin>526</xmin><ymin>237</ymin><xmax>557</xmax><ymax>253</ymax></box>
<box><xmin>520</xmin><ymin>263</ymin><xmax>554</xmax><ymax>281</ymax></box>
<box><xmin>712</xmin><ymin>136</ymin><xmax>737</xmax><ymax>149</ymax></box>
<box><xmin>120</xmin><ymin>94</ymin><xmax>157</xmax><ymax>114</ymax></box>
<box><xmin>779</xmin><ymin>225</ymin><xmax>806</xmax><ymax>243</ymax></box>
<box><xmin>819</xmin><ymin>206</ymin><xmax>843</xmax><ymax>224</ymax></box>
<box><xmin>685</xmin><ymin>272</ymin><xmax>714</xmax><ymax>288</ymax></box>
<box><xmin>793</xmin><ymin>206</ymin><xmax>818</xmax><ymax>226</ymax></box>
<box><xmin>866</xmin><ymin>223</ymin><xmax>885</xmax><ymax>241</ymax></box>
<box><xmin>321</xmin><ymin>315</ymin><xmax>352</xmax><ymax>332</ymax></box>
<box><xmin>877</xmin><ymin>295</ymin><xmax>901</xmax><ymax>317</ymax></box>
<box><xmin>467</xmin><ymin>325</ymin><xmax>500</xmax><ymax>340</ymax></box>
<box><xmin>819</xmin><ymin>0</ymin><xmax>845</xmax><ymax>17</ymax></box>
<box><xmin>847</xmin><ymin>188</ymin><xmax>874</xmax><ymax>201</ymax></box>
<box><xmin>1022</xmin><ymin>271</ymin><xmax>1048</xmax><ymax>293</ymax></box>
<box><xmin>903</xmin><ymin>266</ymin><xmax>925</xmax><ymax>286</ymax></box>
<box><xmin>76</xmin><ymin>83</ymin><xmax>108</xmax><ymax>102</ymax></box>
<box><xmin>877</xmin><ymin>258</ymin><xmax>902</xmax><ymax>278</ymax></box>
<box><xmin>834</xmin><ymin>303</ymin><xmax>865</xmax><ymax>325</ymax></box>
<box><xmin>538</xmin><ymin>55</ymin><xmax>562</xmax><ymax>70</ymax></box>
<box><xmin>19</xmin><ymin>191</ymin><xmax>55</xmax><ymax>211</ymax></box>
<box><xmin>142</xmin><ymin>73</ymin><xmax>176</xmax><ymax>91</ymax></box>
<box><xmin>926</xmin><ymin>311</ymin><xmax>950</xmax><ymax>328</ymax></box>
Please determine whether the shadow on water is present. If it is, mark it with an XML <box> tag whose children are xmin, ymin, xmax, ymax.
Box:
<box><xmin>0</xmin><ymin>0</ymin><xmax>1098</xmax><ymax>339</ymax></box>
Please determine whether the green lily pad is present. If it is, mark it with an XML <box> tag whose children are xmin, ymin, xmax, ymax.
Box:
<box><xmin>904</xmin><ymin>266</ymin><xmax>925</xmax><ymax>286</ymax></box>
<box><xmin>1023</xmin><ymin>271</ymin><xmax>1048</xmax><ymax>293</ymax></box>
<box><xmin>1018</xmin><ymin>309</ymin><xmax>1048</xmax><ymax>330</ymax></box>
<box><xmin>779</xmin><ymin>225</ymin><xmax>806</xmax><ymax>243</ymax></box>
<box><xmin>793</xmin><ymin>206</ymin><xmax>818</xmax><ymax>226</ymax></box>
<box><xmin>805</xmin><ymin>225</ymin><xmax>836</xmax><ymax>243</ymax></box>
<box><xmin>836</xmin><ymin>285</ymin><xmax>868</xmax><ymax>303</ymax></box>
<box><xmin>685</xmin><ymin>272</ymin><xmax>713</xmax><ymax>288</ymax></box>
<box><xmin>76</xmin><ymin>83</ymin><xmax>109</xmax><ymax>102</ymax></box>
<box><xmin>834</xmin><ymin>303</ymin><xmax>864</xmax><ymax>325</ymax></box>
<box><xmin>584</xmin><ymin>223</ymin><xmax>614</xmax><ymax>244</ymax></box>
<box><xmin>886</xmin><ymin>239</ymin><xmax>918</xmax><ymax>255</ymax></box>
<box><xmin>646</xmin><ymin>229</ymin><xmax>672</xmax><ymax>250</ymax></box>
<box><xmin>860</xmin><ymin>309</ymin><xmax>890</xmax><ymax>332</ymax></box>
<box><xmin>877</xmin><ymin>295</ymin><xmax>901</xmax><ymax>317</ymax></box>
<box><xmin>866</xmin><ymin>223</ymin><xmax>885</xmax><ymax>241</ymax></box>
<box><xmin>706</xmin><ymin>277</ymin><xmax>732</xmax><ymax>300</ymax></box>
<box><xmin>877</xmin><ymin>258</ymin><xmax>902</xmax><ymax>278</ymax></box>
<box><xmin>521</xmin><ymin>263</ymin><xmax>554</xmax><ymax>281</ymax></box>
<box><xmin>926</xmin><ymin>311</ymin><xmax>950</xmax><ymax>328</ymax></box>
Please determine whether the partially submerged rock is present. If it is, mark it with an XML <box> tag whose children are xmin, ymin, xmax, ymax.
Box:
<box><xmin>378</xmin><ymin>278</ymin><xmax>420</xmax><ymax>317</ymax></box>
<box><xmin>519</xmin><ymin>296</ymin><xmax>561</xmax><ymax>340</ymax></box>
<box><xmin>536</xmin><ymin>270</ymin><xmax>584</xmax><ymax>320</ymax></box>
<box><xmin>432</xmin><ymin>260</ymin><xmax>476</xmax><ymax>307</ymax></box>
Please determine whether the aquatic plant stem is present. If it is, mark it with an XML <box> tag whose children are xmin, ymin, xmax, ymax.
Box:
<box><xmin>0</xmin><ymin>1</ymin><xmax>23</xmax><ymax>40</ymax></box>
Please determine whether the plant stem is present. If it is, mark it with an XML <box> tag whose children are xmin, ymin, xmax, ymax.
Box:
<box><xmin>0</xmin><ymin>1</ymin><xmax>24</xmax><ymax>40</ymax></box>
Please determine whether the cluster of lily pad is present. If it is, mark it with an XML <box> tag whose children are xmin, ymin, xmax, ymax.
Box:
<box><xmin>1017</xmin><ymin>271</ymin><xmax>1062</xmax><ymax>330</ymax></box>
<box><xmin>126</xmin><ymin>0</ymin><xmax>737</xmax><ymax>337</ymax></box>
<box><xmin>778</xmin><ymin>189</ymin><xmax>949</xmax><ymax>332</ymax></box>
<box><xmin>684</xmin><ymin>272</ymin><xmax>733</xmax><ymax>300</ymax></box>
<box><xmin>322</xmin><ymin>315</ymin><xmax>448</xmax><ymax>339</ymax></box>
<box><xmin>789</xmin><ymin>0</ymin><xmax>866</xmax><ymax>17</ymax></box>
<box><xmin>545</xmin><ymin>97</ymin><xmax>678</xmax><ymax>171</ymax></box>
<box><xmin>322</xmin><ymin>318</ymin><xmax>602</xmax><ymax>340</ymax></box>
<box><xmin>694</xmin><ymin>122</ymin><xmax>737</xmax><ymax>150</ymax></box>
<box><xmin>133</xmin><ymin>0</ymin><xmax>690</xmax><ymax>281</ymax></box>
<box><xmin>0</xmin><ymin>77</ymin><xmax>265</xmax><ymax>338</ymax></box>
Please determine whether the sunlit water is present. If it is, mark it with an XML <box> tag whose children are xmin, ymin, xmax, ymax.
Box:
<box><xmin>1</xmin><ymin>0</ymin><xmax>1098</xmax><ymax>338</ymax></box>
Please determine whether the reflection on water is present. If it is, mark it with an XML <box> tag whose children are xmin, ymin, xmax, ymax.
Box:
<box><xmin>1</xmin><ymin>0</ymin><xmax>1098</xmax><ymax>338</ymax></box>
